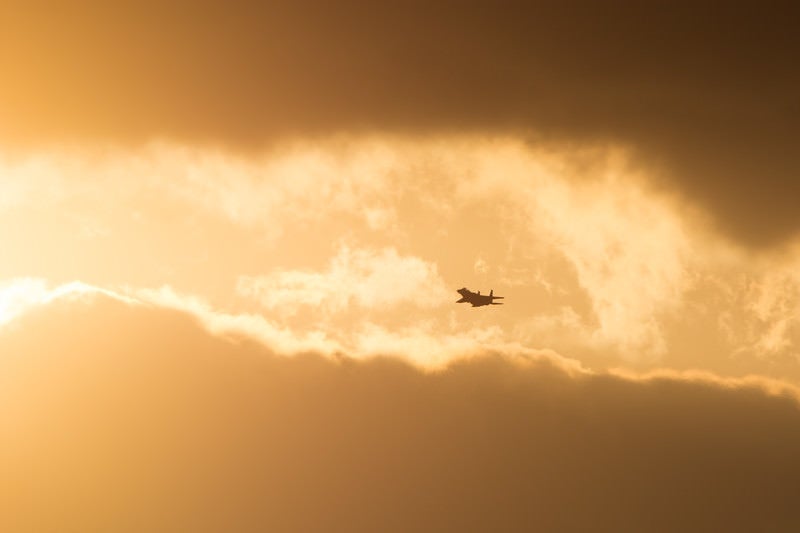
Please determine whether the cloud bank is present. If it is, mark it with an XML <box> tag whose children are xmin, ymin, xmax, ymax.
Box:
<box><xmin>2</xmin><ymin>2</ymin><xmax>799</xmax><ymax>244</ymax></box>
<box><xmin>2</xmin><ymin>292</ymin><xmax>800</xmax><ymax>532</ymax></box>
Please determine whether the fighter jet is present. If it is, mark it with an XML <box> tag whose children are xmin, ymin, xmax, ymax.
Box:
<box><xmin>456</xmin><ymin>287</ymin><xmax>504</xmax><ymax>307</ymax></box>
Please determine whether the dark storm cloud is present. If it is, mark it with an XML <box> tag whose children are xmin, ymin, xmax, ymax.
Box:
<box><xmin>3</xmin><ymin>294</ymin><xmax>800</xmax><ymax>532</ymax></box>
<box><xmin>2</xmin><ymin>1</ymin><xmax>799</xmax><ymax>244</ymax></box>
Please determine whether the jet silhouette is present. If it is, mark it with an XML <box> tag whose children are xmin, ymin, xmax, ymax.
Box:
<box><xmin>456</xmin><ymin>287</ymin><xmax>504</xmax><ymax>307</ymax></box>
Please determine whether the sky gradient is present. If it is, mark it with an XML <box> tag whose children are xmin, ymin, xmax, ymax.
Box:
<box><xmin>2</xmin><ymin>3</ymin><xmax>800</xmax><ymax>531</ymax></box>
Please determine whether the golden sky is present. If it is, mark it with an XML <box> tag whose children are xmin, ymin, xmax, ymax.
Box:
<box><xmin>3</xmin><ymin>3</ymin><xmax>800</xmax><ymax>531</ymax></box>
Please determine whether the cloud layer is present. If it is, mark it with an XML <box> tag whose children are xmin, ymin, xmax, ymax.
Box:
<box><xmin>238</xmin><ymin>245</ymin><xmax>450</xmax><ymax>315</ymax></box>
<box><xmin>2</xmin><ymin>2</ymin><xmax>799</xmax><ymax>243</ymax></box>
<box><xmin>6</xmin><ymin>139</ymin><xmax>800</xmax><ymax>379</ymax></box>
<box><xmin>2</xmin><ymin>292</ymin><xmax>800</xmax><ymax>532</ymax></box>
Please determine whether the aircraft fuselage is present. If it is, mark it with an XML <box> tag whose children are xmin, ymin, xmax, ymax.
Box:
<box><xmin>456</xmin><ymin>287</ymin><xmax>504</xmax><ymax>307</ymax></box>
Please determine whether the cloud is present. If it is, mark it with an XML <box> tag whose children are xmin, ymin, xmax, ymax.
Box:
<box><xmin>2</xmin><ymin>292</ymin><xmax>800</xmax><ymax>532</ymax></box>
<box><xmin>712</xmin><ymin>251</ymin><xmax>800</xmax><ymax>361</ymax></box>
<box><xmin>149</xmin><ymin>141</ymin><xmax>400</xmax><ymax>236</ymax></box>
<box><xmin>2</xmin><ymin>3</ymin><xmax>799</xmax><ymax>244</ymax></box>
<box><xmin>0</xmin><ymin>142</ymin><xmax>398</xmax><ymax>242</ymax></box>
<box><xmin>0</xmin><ymin>278</ymin><xmax>135</xmax><ymax>326</ymax></box>
<box><xmin>473</xmin><ymin>257</ymin><xmax>489</xmax><ymax>275</ymax></box>
<box><xmin>456</xmin><ymin>142</ymin><xmax>694</xmax><ymax>359</ymax></box>
<box><xmin>137</xmin><ymin>284</ymin><xmax>557</xmax><ymax>370</ymax></box>
<box><xmin>0</xmin><ymin>280</ymin><xmax>549</xmax><ymax>369</ymax></box>
<box><xmin>134</xmin><ymin>285</ymin><xmax>342</xmax><ymax>356</ymax></box>
<box><xmin>7</xmin><ymin>139</ymin><xmax>800</xmax><ymax>371</ymax></box>
<box><xmin>237</xmin><ymin>245</ymin><xmax>450</xmax><ymax>315</ymax></box>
